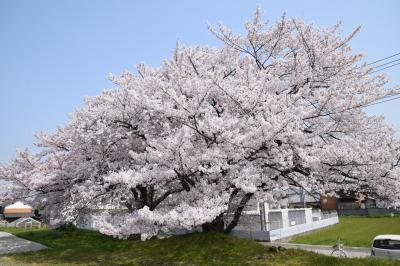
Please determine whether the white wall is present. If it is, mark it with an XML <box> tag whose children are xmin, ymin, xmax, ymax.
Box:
<box><xmin>268</xmin><ymin>216</ymin><xmax>339</xmax><ymax>241</ymax></box>
<box><xmin>231</xmin><ymin>208</ymin><xmax>339</xmax><ymax>241</ymax></box>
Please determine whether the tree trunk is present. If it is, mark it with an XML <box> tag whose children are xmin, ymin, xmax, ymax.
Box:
<box><xmin>202</xmin><ymin>214</ymin><xmax>225</xmax><ymax>232</ymax></box>
<box><xmin>224</xmin><ymin>193</ymin><xmax>253</xmax><ymax>233</ymax></box>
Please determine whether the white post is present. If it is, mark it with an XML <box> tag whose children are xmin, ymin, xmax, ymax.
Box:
<box><xmin>305</xmin><ymin>208</ymin><xmax>313</xmax><ymax>224</ymax></box>
<box><xmin>263</xmin><ymin>203</ymin><xmax>269</xmax><ymax>231</ymax></box>
<box><xmin>281</xmin><ymin>209</ymin><xmax>289</xmax><ymax>229</ymax></box>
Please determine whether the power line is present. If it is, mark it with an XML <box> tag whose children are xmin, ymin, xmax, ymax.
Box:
<box><xmin>369</xmin><ymin>62</ymin><xmax>400</xmax><ymax>74</ymax></box>
<box><xmin>365</xmin><ymin>52</ymin><xmax>400</xmax><ymax>74</ymax></box>
<box><xmin>324</xmin><ymin>53</ymin><xmax>400</xmax><ymax>109</ymax></box>
<box><xmin>350</xmin><ymin>52</ymin><xmax>400</xmax><ymax>74</ymax></box>
<box><xmin>342</xmin><ymin>92</ymin><xmax>400</xmax><ymax>112</ymax></box>
<box><xmin>367</xmin><ymin>52</ymin><xmax>400</xmax><ymax>66</ymax></box>
<box><xmin>371</xmin><ymin>58</ymin><xmax>400</xmax><ymax>70</ymax></box>
<box><xmin>364</xmin><ymin>94</ymin><xmax>400</xmax><ymax>108</ymax></box>
<box><xmin>332</xmin><ymin>93</ymin><xmax>400</xmax><ymax>114</ymax></box>
<box><xmin>365</xmin><ymin>53</ymin><xmax>400</xmax><ymax>106</ymax></box>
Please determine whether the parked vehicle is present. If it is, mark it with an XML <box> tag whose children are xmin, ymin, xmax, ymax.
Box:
<box><xmin>371</xmin><ymin>235</ymin><xmax>400</xmax><ymax>259</ymax></box>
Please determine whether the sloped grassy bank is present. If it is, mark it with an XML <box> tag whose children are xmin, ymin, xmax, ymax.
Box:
<box><xmin>0</xmin><ymin>227</ymin><xmax>398</xmax><ymax>265</ymax></box>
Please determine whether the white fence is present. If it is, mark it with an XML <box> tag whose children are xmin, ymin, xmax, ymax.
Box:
<box><xmin>230</xmin><ymin>208</ymin><xmax>339</xmax><ymax>241</ymax></box>
<box><xmin>268</xmin><ymin>215</ymin><xmax>338</xmax><ymax>241</ymax></box>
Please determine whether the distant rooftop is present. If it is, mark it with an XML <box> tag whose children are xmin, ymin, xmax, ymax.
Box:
<box><xmin>5</xmin><ymin>201</ymin><xmax>32</xmax><ymax>210</ymax></box>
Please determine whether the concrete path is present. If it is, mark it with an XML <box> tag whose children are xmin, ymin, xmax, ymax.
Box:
<box><xmin>0</xmin><ymin>232</ymin><xmax>47</xmax><ymax>254</ymax></box>
<box><xmin>260</xmin><ymin>242</ymin><xmax>371</xmax><ymax>258</ymax></box>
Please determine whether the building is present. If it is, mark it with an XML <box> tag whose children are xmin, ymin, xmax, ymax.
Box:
<box><xmin>11</xmin><ymin>217</ymin><xmax>42</xmax><ymax>228</ymax></box>
<box><xmin>0</xmin><ymin>201</ymin><xmax>43</xmax><ymax>228</ymax></box>
<box><xmin>319</xmin><ymin>194</ymin><xmax>400</xmax><ymax>216</ymax></box>
<box><xmin>1</xmin><ymin>201</ymin><xmax>34</xmax><ymax>222</ymax></box>
<box><xmin>320</xmin><ymin>194</ymin><xmax>377</xmax><ymax>211</ymax></box>
<box><xmin>284</xmin><ymin>187</ymin><xmax>321</xmax><ymax>209</ymax></box>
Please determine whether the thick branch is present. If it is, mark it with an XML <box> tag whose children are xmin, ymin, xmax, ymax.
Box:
<box><xmin>225</xmin><ymin>192</ymin><xmax>254</xmax><ymax>233</ymax></box>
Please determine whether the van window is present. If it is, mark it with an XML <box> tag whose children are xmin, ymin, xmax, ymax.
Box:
<box><xmin>373</xmin><ymin>239</ymin><xmax>400</xmax><ymax>250</ymax></box>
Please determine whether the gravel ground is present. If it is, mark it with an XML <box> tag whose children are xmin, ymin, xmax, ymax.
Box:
<box><xmin>0</xmin><ymin>231</ymin><xmax>47</xmax><ymax>255</ymax></box>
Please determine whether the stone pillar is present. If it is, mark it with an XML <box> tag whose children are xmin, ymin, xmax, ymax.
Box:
<box><xmin>281</xmin><ymin>209</ymin><xmax>289</xmax><ymax>228</ymax></box>
<box><xmin>305</xmin><ymin>208</ymin><xmax>313</xmax><ymax>224</ymax></box>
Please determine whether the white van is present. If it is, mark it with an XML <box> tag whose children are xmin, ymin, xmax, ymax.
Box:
<box><xmin>371</xmin><ymin>235</ymin><xmax>400</xmax><ymax>259</ymax></box>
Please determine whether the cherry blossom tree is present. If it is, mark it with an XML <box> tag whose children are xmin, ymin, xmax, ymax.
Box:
<box><xmin>2</xmin><ymin>8</ymin><xmax>400</xmax><ymax>239</ymax></box>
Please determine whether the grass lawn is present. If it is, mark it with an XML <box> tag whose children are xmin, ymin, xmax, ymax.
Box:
<box><xmin>1</xmin><ymin>227</ymin><xmax>399</xmax><ymax>265</ymax></box>
<box><xmin>291</xmin><ymin>216</ymin><xmax>400</xmax><ymax>248</ymax></box>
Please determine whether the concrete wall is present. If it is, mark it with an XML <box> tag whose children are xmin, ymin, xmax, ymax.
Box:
<box><xmin>288</xmin><ymin>210</ymin><xmax>306</xmax><ymax>226</ymax></box>
<box><xmin>231</xmin><ymin>207</ymin><xmax>339</xmax><ymax>241</ymax></box>
<box><xmin>267</xmin><ymin>211</ymin><xmax>283</xmax><ymax>230</ymax></box>
<box><xmin>266</xmin><ymin>208</ymin><xmax>313</xmax><ymax>229</ymax></box>
<box><xmin>231</xmin><ymin>215</ymin><xmax>339</xmax><ymax>242</ymax></box>
<box><xmin>55</xmin><ymin>203</ymin><xmax>339</xmax><ymax>242</ymax></box>
<box><xmin>268</xmin><ymin>215</ymin><xmax>338</xmax><ymax>241</ymax></box>
<box><xmin>227</xmin><ymin>213</ymin><xmax>262</xmax><ymax>231</ymax></box>
<box><xmin>338</xmin><ymin>208</ymin><xmax>400</xmax><ymax>216</ymax></box>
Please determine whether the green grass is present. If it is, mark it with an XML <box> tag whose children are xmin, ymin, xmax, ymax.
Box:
<box><xmin>0</xmin><ymin>226</ymin><xmax>399</xmax><ymax>265</ymax></box>
<box><xmin>291</xmin><ymin>216</ymin><xmax>400</xmax><ymax>248</ymax></box>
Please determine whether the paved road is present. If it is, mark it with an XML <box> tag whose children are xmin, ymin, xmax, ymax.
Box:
<box><xmin>260</xmin><ymin>242</ymin><xmax>371</xmax><ymax>258</ymax></box>
<box><xmin>0</xmin><ymin>232</ymin><xmax>47</xmax><ymax>254</ymax></box>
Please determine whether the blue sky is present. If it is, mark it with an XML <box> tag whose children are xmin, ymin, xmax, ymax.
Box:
<box><xmin>0</xmin><ymin>0</ymin><xmax>399</xmax><ymax>162</ymax></box>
